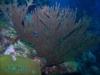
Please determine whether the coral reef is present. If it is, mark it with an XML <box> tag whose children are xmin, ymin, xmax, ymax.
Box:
<box><xmin>0</xmin><ymin>0</ymin><xmax>100</xmax><ymax>75</ymax></box>
<box><xmin>0</xmin><ymin>0</ymin><xmax>100</xmax><ymax>65</ymax></box>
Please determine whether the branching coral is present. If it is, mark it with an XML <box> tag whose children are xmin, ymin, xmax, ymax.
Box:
<box><xmin>0</xmin><ymin>0</ymin><xmax>100</xmax><ymax>65</ymax></box>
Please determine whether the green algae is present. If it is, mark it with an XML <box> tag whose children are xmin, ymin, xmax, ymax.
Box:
<box><xmin>0</xmin><ymin>55</ymin><xmax>41</xmax><ymax>75</ymax></box>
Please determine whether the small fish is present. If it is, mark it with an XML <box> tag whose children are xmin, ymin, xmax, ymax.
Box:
<box><xmin>32</xmin><ymin>31</ymin><xmax>39</xmax><ymax>37</ymax></box>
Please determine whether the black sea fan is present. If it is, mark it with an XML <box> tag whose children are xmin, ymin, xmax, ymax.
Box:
<box><xmin>0</xmin><ymin>0</ymin><xmax>100</xmax><ymax>65</ymax></box>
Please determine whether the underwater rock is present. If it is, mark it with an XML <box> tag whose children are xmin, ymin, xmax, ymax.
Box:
<box><xmin>77</xmin><ymin>50</ymin><xmax>100</xmax><ymax>75</ymax></box>
<box><xmin>0</xmin><ymin>55</ymin><xmax>41</xmax><ymax>75</ymax></box>
<box><xmin>61</xmin><ymin>61</ymin><xmax>79</xmax><ymax>73</ymax></box>
<box><xmin>61</xmin><ymin>72</ymin><xmax>81</xmax><ymax>75</ymax></box>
